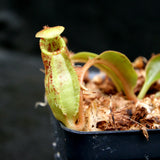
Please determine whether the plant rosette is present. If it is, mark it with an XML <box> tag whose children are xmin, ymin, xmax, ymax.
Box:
<box><xmin>35</xmin><ymin>26</ymin><xmax>160</xmax><ymax>160</ymax></box>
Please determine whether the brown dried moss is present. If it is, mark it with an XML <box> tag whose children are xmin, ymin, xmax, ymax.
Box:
<box><xmin>81</xmin><ymin>57</ymin><xmax>160</xmax><ymax>138</ymax></box>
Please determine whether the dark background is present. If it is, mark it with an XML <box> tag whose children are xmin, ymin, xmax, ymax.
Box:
<box><xmin>1</xmin><ymin>0</ymin><xmax>160</xmax><ymax>159</ymax></box>
<box><xmin>1</xmin><ymin>0</ymin><xmax>160</xmax><ymax>60</ymax></box>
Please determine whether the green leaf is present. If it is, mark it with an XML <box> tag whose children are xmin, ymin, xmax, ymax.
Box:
<box><xmin>71</xmin><ymin>51</ymin><xmax>97</xmax><ymax>62</ymax></box>
<box><xmin>96</xmin><ymin>51</ymin><xmax>137</xmax><ymax>100</ymax></box>
<box><xmin>71</xmin><ymin>52</ymin><xmax>122</xmax><ymax>92</ymax></box>
<box><xmin>138</xmin><ymin>54</ymin><xmax>160</xmax><ymax>99</ymax></box>
<box><xmin>72</xmin><ymin>50</ymin><xmax>137</xmax><ymax>101</ymax></box>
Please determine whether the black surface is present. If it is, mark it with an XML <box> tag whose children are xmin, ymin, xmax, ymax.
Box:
<box><xmin>1</xmin><ymin>1</ymin><xmax>160</xmax><ymax>60</ymax></box>
<box><xmin>60</xmin><ymin>124</ymin><xmax>160</xmax><ymax>160</ymax></box>
<box><xmin>0</xmin><ymin>49</ymin><xmax>53</xmax><ymax>160</ymax></box>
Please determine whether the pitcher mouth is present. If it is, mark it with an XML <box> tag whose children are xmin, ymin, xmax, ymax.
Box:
<box><xmin>40</xmin><ymin>36</ymin><xmax>66</xmax><ymax>56</ymax></box>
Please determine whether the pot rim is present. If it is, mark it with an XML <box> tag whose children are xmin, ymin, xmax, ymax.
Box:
<box><xmin>60</xmin><ymin>123</ymin><xmax>160</xmax><ymax>135</ymax></box>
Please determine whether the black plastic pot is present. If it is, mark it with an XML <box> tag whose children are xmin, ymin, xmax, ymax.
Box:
<box><xmin>51</xmin><ymin>116</ymin><xmax>160</xmax><ymax>160</ymax></box>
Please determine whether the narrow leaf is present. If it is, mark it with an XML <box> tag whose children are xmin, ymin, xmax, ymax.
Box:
<box><xmin>71</xmin><ymin>52</ymin><xmax>122</xmax><ymax>92</ymax></box>
<box><xmin>138</xmin><ymin>54</ymin><xmax>160</xmax><ymax>99</ymax></box>
<box><xmin>72</xmin><ymin>51</ymin><xmax>137</xmax><ymax>101</ymax></box>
